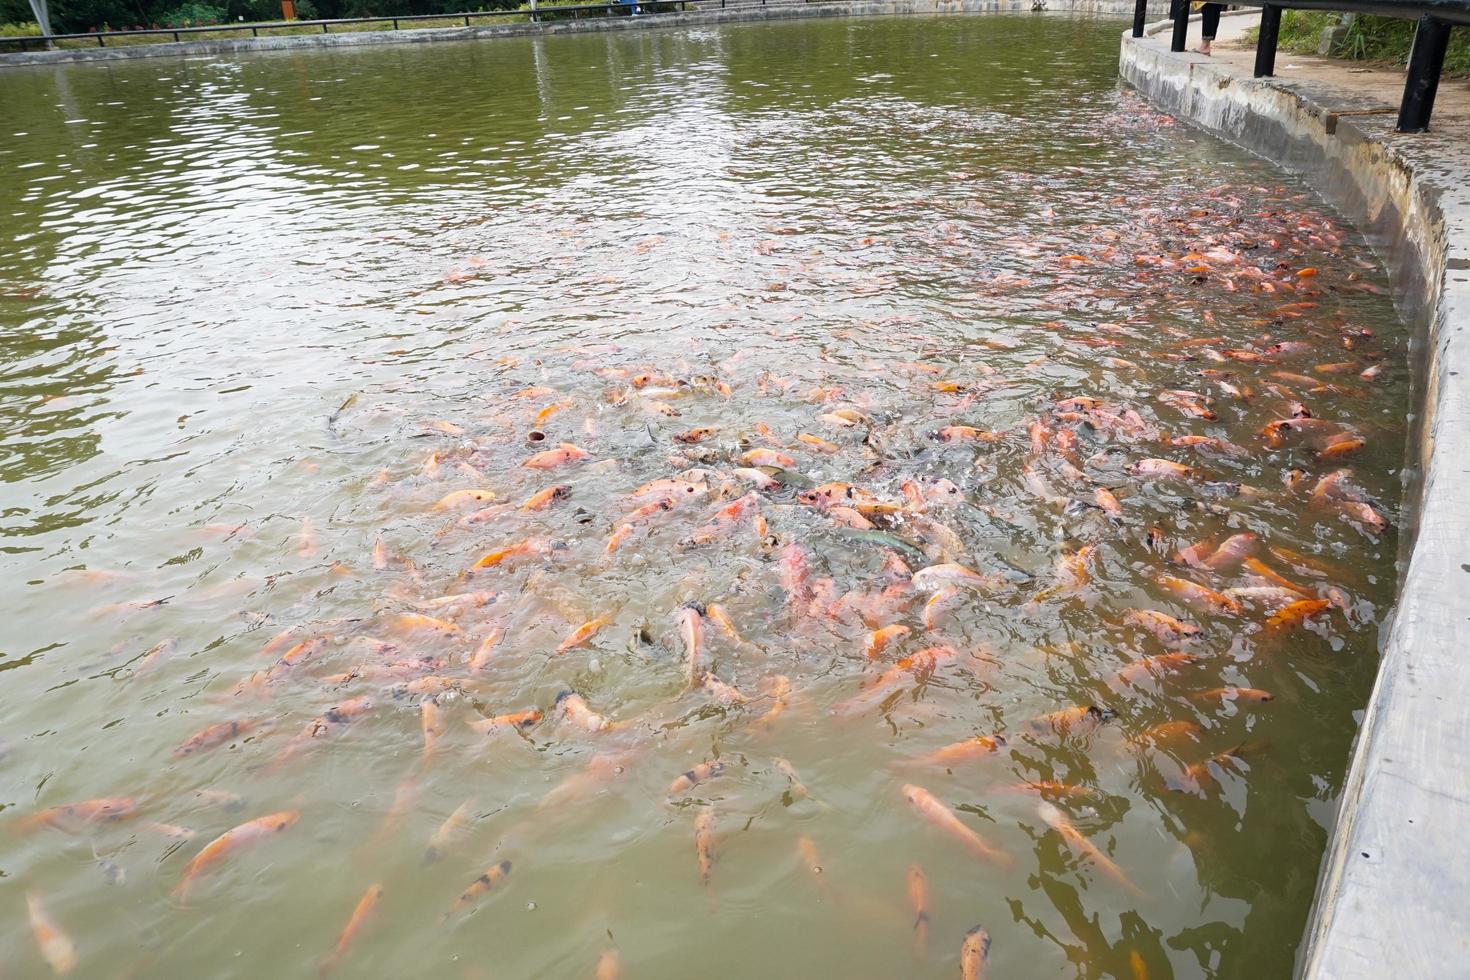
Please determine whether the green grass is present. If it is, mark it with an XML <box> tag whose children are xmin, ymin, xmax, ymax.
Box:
<box><xmin>1245</xmin><ymin>11</ymin><xmax>1470</xmax><ymax>77</ymax></box>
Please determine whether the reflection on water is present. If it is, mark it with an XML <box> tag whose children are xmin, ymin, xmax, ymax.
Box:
<box><xmin>0</xmin><ymin>14</ymin><xmax>1405</xmax><ymax>979</ymax></box>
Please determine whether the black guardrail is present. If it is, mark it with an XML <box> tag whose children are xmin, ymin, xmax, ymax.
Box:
<box><xmin>1131</xmin><ymin>0</ymin><xmax>1466</xmax><ymax>130</ymax></box>
<box><xmin>0</xmin><ymin>0</ymin><xmax>690</xmax><ymax>50</ymax></box>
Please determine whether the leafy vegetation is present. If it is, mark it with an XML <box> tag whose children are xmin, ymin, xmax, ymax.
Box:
<box><xmin>1255</xmin><ymin>11</ymin><xmax>1470</xmax><ymax>76</ymax></box>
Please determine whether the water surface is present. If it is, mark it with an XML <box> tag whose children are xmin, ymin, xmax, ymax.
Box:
<box><xmin>0</xmin><ymin>14</ymin><xmax>1406</xmax><ymax>979</ymax></box>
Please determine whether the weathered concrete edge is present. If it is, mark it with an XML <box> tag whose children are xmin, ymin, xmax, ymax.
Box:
<box><xmin>0</xmin><ymin>0</ymin><xmax>1168</xmax><ymax>67</ymax></box>
<box><xmin>1123</xmin><ymin>17</ymin><xmax>1470</xmax><ymax>978</ymax></box>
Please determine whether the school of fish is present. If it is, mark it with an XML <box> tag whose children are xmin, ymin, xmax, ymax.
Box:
<box><xmin>11</xmin><ymin>129</ymin><xmax>1405</xmax><ymax>976</ymax></box>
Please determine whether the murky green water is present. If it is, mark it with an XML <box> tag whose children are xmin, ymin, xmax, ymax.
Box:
<box><xmin>0</xmin><ymin>13</ymin><xmax>1407</xmax><ymax>979</ymax></box>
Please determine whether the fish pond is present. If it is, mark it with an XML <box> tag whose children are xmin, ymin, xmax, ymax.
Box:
<box><xmin>0</xmin><ymin>13</ymin><xmax>1408</xmax><ymax>979</ymax></box>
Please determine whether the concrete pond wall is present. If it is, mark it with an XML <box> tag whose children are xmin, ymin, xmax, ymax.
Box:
<box><xmin>1122</xmin><ymin>15</ymin><xmax>1470</xmax><ymax>978</ymax></box>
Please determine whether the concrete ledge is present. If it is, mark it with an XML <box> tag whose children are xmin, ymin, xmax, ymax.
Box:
<box><xmin>1123</xmin><ymin>16</ymin><xmax>1470</xmax><ymax>978</ymax></box>
<box><xmin>0</xmin><ymin>0</ymin><xmax>1168</xmax><ymax>67</ymax></box>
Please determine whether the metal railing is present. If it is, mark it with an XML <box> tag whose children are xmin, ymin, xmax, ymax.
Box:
<box><xmin>0</xmin><ymin>1</ymin><xmax>688</xmax><ymax>50</ymax></box>
<box><xmin>1131</xmin><ymin>0</ymin><xmax>1468</xmax><ymax>130</ymax></box>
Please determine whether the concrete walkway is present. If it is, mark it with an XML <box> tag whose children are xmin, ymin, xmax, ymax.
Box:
<box><xmin>1124</xmin><ymin>14</ymin><xmax>1470</xmax><ymax>977</ymax></box>
<box><xmin>1207</xmin><ymin>9</ymin><xmax>1470</xmax><ymax>130</ymax></box>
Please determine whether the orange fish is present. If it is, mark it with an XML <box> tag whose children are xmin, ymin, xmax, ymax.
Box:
<box><xmin>702</xmin><ymin>674</ymin><xmax>747</xmax><ymax>705</ymax></box>
<box><xmin>275</xmin><ymin>696</ymin><xmax>374</xmax><ymax>765</ymax></box>
<box><xmin>739</xmin><ymin>448</ymin><xmax>796</xmax><ymax>468</ymax></box>
<box><xmin>705</xmin><ymin>603</ymin><xmax>744</xmax><ymax>644</ymax></box>
<box><xmin>922</xmin><ymin>586</ymin><xmax>963</xmax><ymax>631</ymax></box>
<box><xmin>432</xmin><ymin>488</ymin><xmax>498</xmax><ymax>511</ymax></box>
<box><xmin>557</xmin><ymin>615</ymin><xmax>613</xmax><ymax>653</ymax></box>
<box><xmin>798</xmin><ymin>432</ymin><xmax>842</xmax><ymax>454</ymax></box>
<box><xmin>910</xmin><ymin>563</ymin><xmax>991</xmax><ymax>593</ymax></box>
<box><xmin>468</xmin><ymin>628</ymin><xmax>504</xmax><ymax>673</ymax></box>
<box><xmin>423</xmin><ymin>800</ymin><xmax>476</xmax><ymax>864</ymax></box>
<box><xmin>557</xmin><ymin>691</ymin><xmax>613</xmax><ymax>733</ymax></box>
<box><xmin>669</xmin><ymin>759</ymin><xmax>726</xmax><ymax>796</ymax></box>
<box><xmin>538</xmin><ymin>750</ymin><xmax>637</xmax><ymax>810</ymax></box>
<box><xmin>756</xmin><ymin>674</ymin><xmax>792</xmax><ymax>729</ymax></box>
<box><xmin>680</xmin><ymin>493</ymin><xmax>758</xmax><ymax>548</ymax></box>
<box><xmin>319</xmin><ymin>883</ymin><xmax>383</xmax><ymax>977</ymax></box>
<box><xmin>796</xmin><ymin>835</ymin><xmax>835</xmax><ymax>902</ymax></box>
<box><xmin>1157</xmin><ymin>576</ymin><xmax>1241</xmax><ymax>615</ymax></box>
<box><xmin>1318</xmin><ymin>437</ymin><xmax>1365</xmax><ymax>460</ymax></box>
<box><xmin>389</xmin><ymin>613</ymin><xmax>462</xmax><ymax>638</ymax></box>
<box><xmin>694</xmin><ymin>809</ymin><xmax>716</xmax><ymax>907</ymax></box>
<box><xmin>1127</xmin><ymin>458</ymin><xmax>1198</xmax><ymax>481</ymax></box>
<box><xmin>1037</xmin><ymin>802</ymin><xmax>1142</xmax><ymax>895</ymax></box>
<box><xmin>173</xmin><ymin>718</ymin><xmax>260</xmax><ymax>758</ymax></box>
<box><xmin>837</xmin><ymin>646</ymin><xmax>960</xmax><ymax>714</ymax></box>
<box><xmin>596</xmin><ymin>948</ymin><xmax>622</xmax><ymax>980</ymax></box>
<box><xmin>907</xmin><ymin>734</ymin><xmax>1008</xmax><ymax>768</ymax></box>
<box><xmin>1111</xmin><ymin>653</ymin><xmax>1198</xmax><ymax>688</ymax></box>
<box><xmin>900</xmin><ymin>784</ymin><xmax>1011</xmax><ymax>868</ymax></box>
<box><xmin>931</xmin><ymin>425</ymin><xmax>1005</xmax><ymax>443</ymax></box>
<box><xmin>1345</xmin><ymin>500</ymin><xmax>1389</xmax><ymax>533</ymax></box>
<box><xmin>1242</xmin><ymin>557</ymin><xmax>1311</xmax><ymax>594</ymax></box>
<box><xmin>520</xmin><ymin>484</ymin><xmax>571</xmax><ymax>511</ymax></box>
<box><xmin>421</xmin><ymin>699</ymin><xmax>446</xmax><ymax>762</ymax></box>
<box><xmin>907</xmin><ymin>864</ymin><xmax>931</xmax><ymax>959</ymax></box>
<box><xmin>235</xmin><ymin>636</ymin><xmax>328</xmax><ymax>695</ymax></box>
<box><xmin>23</xmin><ymin>797</ymin><xmax>137</xmax><ymax>832</ymax></box>
<box><xmin>174</xmin><ymin>810</ymin><xmax>301</xmax><ymax>899</ymax></box>
<box><xmin>1201</xmin><ymin>533</ymin><xmax>1257</xmax><ymax>571</ymax></box>
<box><xmin>132</xmin><ymin>637</ymin><xmax>178</xmax><ymax>677</ymax></box>
<box><xmin>521</xmin><ymin>443</ymin><xmax>589</xmax><ymax>469</ymax></box>
<box><xmin>864</xmin><ymin>624</ymin><xmax>911</xmax><ymax>660</ymax></box>
<box><xmin>469</xmin><ymin>708</ymin><xmax>543</xmax><ymax>734</ymax></box>
<box><xmin>772</xmin><ymin>757</ymin><xmax>817</xmax><ymax>803</ymax></box>
<box><xmin>27</xmin><ymin>891</ymin><xmax>78</xmax><ymax>975</ymax></box>
<box><xmin>673</xmin><ymin>427</ymin><xmax>719</xmax><ymax>444</ymax></box>
<box><xmin>526</xmin><ymin>399</ymin><xmax>570</xmax><ymax>425</ymax></box>
<box><xmin>1266</xmin><ymin>598</ymin><xmax>1330</xmax><ymax>629</ymax></box>
<box><xmin>1132</xmin><ymin>720</ymin><xmax>1204</xmax><ymax>749</ymax></box>
<box><xmin>297</xmin><ymin>517</ymin><xmax>320</xmax><ymax>558</ymax></box>
<box><xmin>1027</xmin><ymin>704</ymin><xmax>1114</xmax><ymax>736</ymax></box>
<box><xmin>961</xmin><ymin>926</ymin><xmax>990</xmax><ymax>980</ymax></box>
<box><xmin>628</xmin><ymin>477</ymin><xmax>707</xmax><ymax>504</ymax></box>
<box><xmin>446</xmin><ymin>860</ymin><xmax>512</xmax><ymax>917</ymax></box>
<box><xmin>1093</xmin><ymin>486</ymin><xmax>1123</xmax><ymax>517</ymax></box>
<box><xmin>676</xmin><ymin>604</ymin><xmax>704</xmax><ymax>686</ymax></box>
<box><xmin>144</xmin><ymin>821</ymin><xmax>197</xmax><ymax>840</ymax></box>
<box><xmin>606</xmin><ymin>498</ymin><xmax>675</xmax><ymax>553</ymax></box>
<box><xmin>472</xmin><ymin>537</ymin><xmax>555</xmax><ymax>569</ymax></box>
<box><xmin>997</xmin><ymin>780</ymin><xmax>1099</xmax><ymax>802</ymax></box>
<box><xmin>826</xmin><ymin>505</ymin><xmax>874</xmax><ymax>529</ymax></box>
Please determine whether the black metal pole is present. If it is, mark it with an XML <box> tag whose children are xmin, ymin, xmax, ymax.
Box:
<box><xmin>1398</xmin><ymin>15</ymin><xmax>1451</xmax><ymax>132</ymax></box>
<box><xmin>1254</xmin><ymin>4</ymin><xmax>1281</xmax><ymax>76</ymax></box>
<box><xmin>1132</xmin><ymin>0</ymin><xmax>1147</xmax><ymax>38</ymax></box>
<box><xmin>1170</xmin><ymin>0</ymin><xmax>1189</xmax><ymax>53</ymax></box>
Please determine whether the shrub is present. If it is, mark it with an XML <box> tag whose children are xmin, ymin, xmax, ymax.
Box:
<box><xmin>156</xmin><ymin>1</ymin><xmax>225</xmax><ymax>24</ymax></box>
<box><xmin>0</xmin><ymin>18</ymin><xmax>41</xmax><ymax>33</ymax></box>
<box><xmin>1254</xmin><ymin>11</ymin><xmax>1470</xmax><ymax>77</ymax></box>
